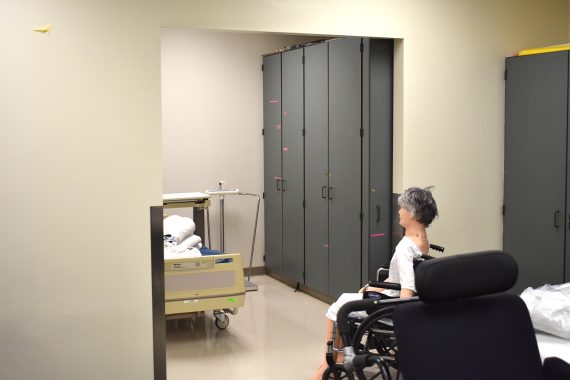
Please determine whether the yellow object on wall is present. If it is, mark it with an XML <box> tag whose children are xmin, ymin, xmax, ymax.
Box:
<box><xmin>517</xmin><ymin>44</ymin><xmax>570</xmax><ymax>56</ymax></box>
<box><xmin>33</xmin><ymin>24</ymin><xmax>51</xmax><ymax>33</ymax></box>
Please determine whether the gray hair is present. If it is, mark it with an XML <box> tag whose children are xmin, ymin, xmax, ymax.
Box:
<box><xmin>398</xmin><ymin>186</ymin><xmax>439</xmax><ymax>227</ymax></box>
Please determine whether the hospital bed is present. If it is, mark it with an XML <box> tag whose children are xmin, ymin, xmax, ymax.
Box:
<box><xmin>163</xmin><ymin>192</ymin><xmax>246</xmax><ymax>329</ymax></box>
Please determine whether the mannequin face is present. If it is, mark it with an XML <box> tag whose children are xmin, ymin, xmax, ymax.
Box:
<box><xmin>398</xmin><ymin>207</ymin><xmax>415</xmax><ymax>228</ymax></box>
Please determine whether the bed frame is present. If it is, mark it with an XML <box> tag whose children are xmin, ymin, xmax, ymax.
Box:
<box><xmin>163</xmin><ymin>193</ymin><xmax>246</xmax><ymax>329</ymax></box>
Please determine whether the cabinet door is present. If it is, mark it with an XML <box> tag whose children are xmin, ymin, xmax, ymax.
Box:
<box><xmin>368</xmin><ymin>39</ymin><xmax>393</xmax><ymax>281</ymax></box>
<box><xmin>328</xmin><ymin>38</ymin><xmax>363</xmax><ymax>298</ymax></box>
<box><xmin>263</xmin><ymin>53</ymin><xmax>283</xmax><ymax>274</ymax></box>
<box><xmin>304</xmin><ymin>43</ymin><xmax>329</xmax><ymax>294</ymax></box>
<box><xmin>504</xmin><ymin>52</ymin><xmax>567</xmax><ymax>293</ymax></box>
<box><xmin>281</xmin><ymin>49</ymin><xmax>305</xmax><ymax>282</ymax></box>
<box><xmin>567</xmin><ymin>58</ymin><xmax>570</xmax><ymax>284</ymax></box>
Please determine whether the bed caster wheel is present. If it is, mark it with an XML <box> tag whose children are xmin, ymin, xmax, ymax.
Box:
<box><xmin>214</xmin><ymin>314</ymin><xmax>229</xmax><ymax>329</ymax></box>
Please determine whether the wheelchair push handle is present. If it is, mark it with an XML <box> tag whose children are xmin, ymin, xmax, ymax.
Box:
<box><xmin>429</xmin><ymin>243</ymin><xmax>444</xmax><ymax>252</ymax></box>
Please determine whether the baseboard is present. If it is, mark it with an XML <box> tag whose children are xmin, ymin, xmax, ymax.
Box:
<box><xmin>299</xmin><ymin>284</ymin><xmax>335</xmax><ymax>304</ymax></box>
<box><xmin>265</xmin><ymin>269</ymin><xmax>335</xmax><ymax>304</ymax></box>
<box><xmin>243</xmin><ymin>266</ymin><xmax>266</xmax><ymax>277</ymax></box>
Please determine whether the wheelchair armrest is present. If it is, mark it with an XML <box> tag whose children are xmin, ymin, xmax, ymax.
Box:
<box><xmin>368</xmin><ymin>281</ymin><xmax>401</xmax><ymax>291</ymax></box>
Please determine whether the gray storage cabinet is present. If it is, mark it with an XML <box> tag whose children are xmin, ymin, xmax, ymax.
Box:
<box><xmin>304</xmin><ymin>42</ymin><xmax>330</xmax><ymax>294</ymax></box>
<box><xmin>262</xmin><ymin>49</ymin><xmax>305</xmax><ymax>283</ymax></box>
<box><xmin>363</xmin><ymin>39</ymin><xmax>394</xmax><ymax>283</ymax></box>
<box><xmin>263</xmin><ymin>53</ymin><xmax>283</xmax><ymax>274</ymax></box>
<box><xmin>326</xmin><ymin>38</ymin><xmax>363</xmax><ymax>297</ymax></box>
<box><xmin>504</xmin><ymin>51</ymin><xmax>570</xmax><ymax>294</ymax></box>
<box><xmin>264</xmin><ymin>38</ymin><xmax>393</xmax><ymax>299</ymax></box>
<box><xmin>281</xmin><ymin>48</ymin><xmax>305</xmax><ymax>282</ymax></box>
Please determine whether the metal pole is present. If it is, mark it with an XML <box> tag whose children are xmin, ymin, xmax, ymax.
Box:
<box><xmin>220</xmin><ymin>195</ymin><xmax>225</xmax><ymax>252</ymax></box>
<box><xmin>206</xmin><ymin>208</ymin><xmax>211</xmax><ymax>249</ymax></box>
<box><xmin>238</xmin><ymin>192</ymin><xmax>260</xmax><ymax>281</ymax></box>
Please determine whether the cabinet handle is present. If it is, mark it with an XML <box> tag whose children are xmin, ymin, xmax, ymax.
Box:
<box><xmin>328</xmin><ymin>187</ymin><xmax>334</xmax><ymax>200</ymax></box>
<box><xmin>376</xmin><ymin>205</ymin><xmax>381</xmax><ymax>223</ymax></box>
<box><xmin>276</xmin><ymin>179</ymin><xmax>281</xmax><ymax>191</ymax></box>
<box><xmin>281</xmin><ymin>179</ymin><xmax>286</xmax><ymax>191</ymax></box>
<box><xmin>554</xmin><ymin>210</ymin><xmax>560</xmax><ymax>228</ymax></box>
<box><xmin>321</xmin><ymin>186</ymin><xmax>327</xmax><ymax>199</ymax></box>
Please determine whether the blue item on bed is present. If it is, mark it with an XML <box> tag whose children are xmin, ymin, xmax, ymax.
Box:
<box><xmin>200</xmin><ymin>247</ymin><xmax>231</xmax><ymax>263</ymax></box>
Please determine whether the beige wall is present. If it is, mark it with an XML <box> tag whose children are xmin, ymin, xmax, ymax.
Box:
<box><xmin>0</xmin><ymin>1</ymin><xmax>568</xmax><ymax>379</ymax></box>
<box><xmin>161</xmin><ymin>0</ymin><xmax>568</xmax><ymax>254</ymax></box>
<box><xmin>0</xmin><ymin>1</ymin><xmax>161</xmax><ymax>379</ymax></box>
<box><xmin>161</xmin><ymin>29</ymin><xmax>316</xmax><ymax>268</ymax></box>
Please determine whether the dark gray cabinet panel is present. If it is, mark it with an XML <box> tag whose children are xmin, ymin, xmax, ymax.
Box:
<box><xmin>281</xmin><ymin>49</ymin><xmax>305</xmax><ymax>282</ymax></box>
<box><xmin>328</xmin><ymin>38</ymin><xmax>363</xmax><ymax>298</ymax></box>
<box><xmin>367</xmin><ymin>39</ymin><xmax>394</xmax><ymax>281</ymax></box>
<box><xmin>566</xmin><ymin>63</ymin><xmax>570</xmax><ymax>287</ymax></box>
<box><xmin>304</xmin><ymin>43</ymin><xmax>329</xmax><ymax>294</ymax></box>
<box><xmin>263</xmin><ymin>53</ymin><xmax>283</xmax><ymax>274</ymax></box>
<box><xmin>504</xmin><ymin>52</ymin><xmax>568</xmax><ymax>294</ymax></box>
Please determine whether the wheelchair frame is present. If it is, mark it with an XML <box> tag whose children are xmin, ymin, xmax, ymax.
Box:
<box><xmin>325</xmin><ymin>298</ymin><xmax>416</xmax><ymax>380</ymax></box>
<box><xmin>322</xmin><ymin>244</ymin><xmax>444</xmax><ymax>380</ymax></box>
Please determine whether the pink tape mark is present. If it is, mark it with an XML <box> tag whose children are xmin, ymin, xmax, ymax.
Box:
<box><xmin>283</xmin><ymin>111</ymin><xmax>288</xmax><ymax>116</ymax></box>
<box><xmin>323</xmin><ymin>243</ymin><xmax>329</xmax><ymax>248</ymax></box>
<box><xmin>370</xmin><ymin>233</ymin><xmax>386</xmax><ymax>237</ymax></box>
<box><xmin>269</xmin><ymin>98</ymin><xmax>279</xmax><ymax>104</ymax></box>
<box><xmin>276</xmin><ymin>124</ymin><xmax>281</xmax><ymax>129</ymax></box>
<box><xmin>282</xmin><ymin>147</ymin><xmax>289</xmax><ymax>152</ymax></box>
<box><xmin>273</xmin><ymin>176</ymin><xmax>282</xmax><ymax>180</ymax></box>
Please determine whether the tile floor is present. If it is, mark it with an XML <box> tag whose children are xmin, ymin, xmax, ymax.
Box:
<box><xmin>166</xmin><ymin>275</ymin><xmax>330</xmax><ymax>379</ymax></box>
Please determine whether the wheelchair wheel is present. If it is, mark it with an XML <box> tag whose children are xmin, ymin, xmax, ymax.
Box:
<box><xmin>351</xmin><ymin>306</ymin><xmax>398</xmax><ymax>370</ymax></box>
<box><xmin>322</xmin><ymin>365</ymin><xmax>355</xmax><ymax>380</ymax></box>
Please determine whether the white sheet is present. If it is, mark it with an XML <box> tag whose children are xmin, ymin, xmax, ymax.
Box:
<box><xmin>536</xmin><ymin>332</ymin><xmax>570</xmax><ymax>363</ymax></box>
<box><xmin>164</xmin><ymin>247</ymin><xmax>201</xmax><ymax>260</ymax></box>
<box><xmin>521</xmin><ymin>283</ymin><xmax>570</xmax><ymax>339</ymax></box>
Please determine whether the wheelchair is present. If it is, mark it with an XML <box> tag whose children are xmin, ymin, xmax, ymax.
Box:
<box><xmin>322</xmin><ymin>244</ymin><xmax>444</xmax><ymax>380</ymax></box>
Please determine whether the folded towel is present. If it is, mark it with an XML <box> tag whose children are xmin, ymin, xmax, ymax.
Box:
<box><xmin>163</xmin><ymin>215</ymin><xmax>195</xmax><ymax>244</ymax></box>
<box><xmin>164</xmin><ymin>234</ymin><xmax>202</xmax><ymax>255</ymax></box>
<box><xmin>172</xmin><ymin>234</ymin><xmax>201</xmax><ymax>250</ymax></box>
<box><xmin>184</xmin><ymin>234</ymin><xmax>202</xmax><ymax>249</ymax></box>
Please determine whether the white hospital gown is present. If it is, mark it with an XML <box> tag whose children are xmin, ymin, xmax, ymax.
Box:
<box><xmin>325</xmin><ymin>236</ymin><xmax>422</xmax><ymax>321</ymax></box>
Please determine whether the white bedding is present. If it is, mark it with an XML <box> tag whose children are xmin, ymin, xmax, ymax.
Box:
<box><xmin>164</xmin><ymin>247</ymin><xmax>201</xmax><ymax>260</ymax></box>
<box><xmin>163</xmin><ymin>214</ymin><xmax>205</xmax><ymax>260</ymax></box>
<box><xmin>163</xmin><ymin>215</ymin><xmax>195</xmax><ymax>244</ymax></box>
<box><xmin>536</xmin><ymin>332</ymin><xmax>570</xmax><ymax>363</ymax></box>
